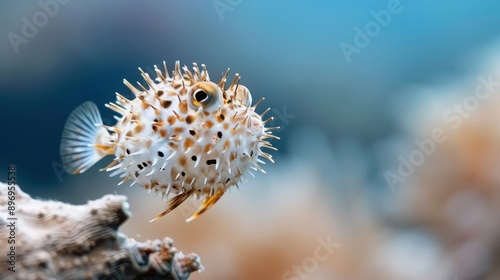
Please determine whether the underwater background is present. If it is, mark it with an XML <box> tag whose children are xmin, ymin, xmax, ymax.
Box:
<box><xmin>2</xmin><ymin>1</ymin><xmax>500</xmax><ymax>279</ymax></box>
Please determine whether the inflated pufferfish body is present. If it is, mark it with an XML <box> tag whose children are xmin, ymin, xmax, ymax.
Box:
<box><xmin>60</xmin><ymin>61</ymin><xmax>278</xmax><ymax>222</ymax></box>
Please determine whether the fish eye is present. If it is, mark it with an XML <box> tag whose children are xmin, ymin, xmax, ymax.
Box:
<box><xmin>194</xmin><ymin>90</ymin><xmax>208</xmax><ymax>102</ymax></box>
<box><xmin>188</xmin><ymin>82</ymin><xmax>222</xmax><ymax>111</ymax></box>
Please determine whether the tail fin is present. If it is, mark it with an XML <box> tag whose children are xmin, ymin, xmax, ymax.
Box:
<box><xmin>60</xmin><ymin>102</ymin><xmax>113</xmax><ymax>174</ymax></box>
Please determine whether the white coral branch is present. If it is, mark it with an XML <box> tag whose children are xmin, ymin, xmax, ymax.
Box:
<box><xmin>0</xmin><ymin>182</ymin><xmax>203</xmax><ymax>280</ymax></box>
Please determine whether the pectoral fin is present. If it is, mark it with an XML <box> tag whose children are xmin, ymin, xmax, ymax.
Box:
<box><xmin>149</xmin><ymin>188</ymin><xmax>196</xmax><ymax>222</ymax></box>
<box><xmin>186</xmin><ymin>189</ymin><xmax>225</xmax><ymax>222</ymax></box>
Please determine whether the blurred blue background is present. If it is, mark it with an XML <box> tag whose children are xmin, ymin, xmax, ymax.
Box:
<box><xmin>0</xmin><ymin>0</ymin><xmax>500</xmax><ymax>192</ymax></box>
<box><xmin>2</xmin><ymin>1</ymin><xmax>500</xmax><ymax>279</ymax></box>
<box><xmin>2</xmin><ymin>0</ymin><xmax>500</xmax><ymax>194</ymax></box>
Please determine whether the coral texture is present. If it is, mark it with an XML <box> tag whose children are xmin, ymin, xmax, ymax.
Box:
<box><xmin>0</xmin><ymin>182</ymin><xmax>202</xmax><ymax>280</ymax></box>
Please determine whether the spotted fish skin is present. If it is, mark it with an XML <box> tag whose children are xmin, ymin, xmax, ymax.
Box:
<box><xmin>60</xmin><ymin>61</ymin><xmax>278</xmax><ymax>222</ymax></box>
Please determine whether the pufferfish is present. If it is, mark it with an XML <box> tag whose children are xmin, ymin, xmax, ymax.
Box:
<box><xmin>60</xmin><ymin>61</ymin><xmax>278</xmax><ymax>222</ymax></box>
